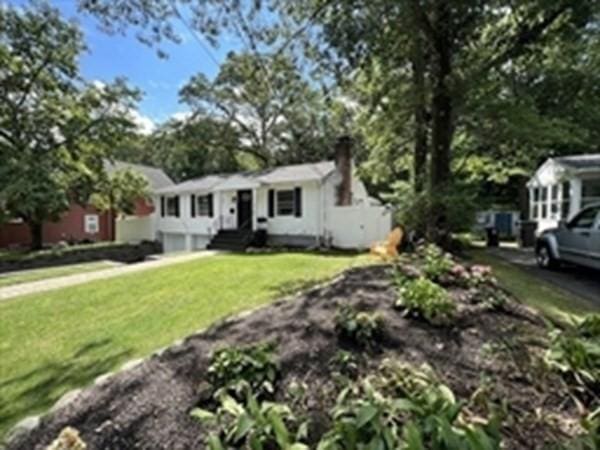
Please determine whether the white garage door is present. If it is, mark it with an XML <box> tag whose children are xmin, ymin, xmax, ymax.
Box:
<box><xmin>162</xmin><ymin>233</ymin><xmax>186</xmax><ymax>253</ymax></box>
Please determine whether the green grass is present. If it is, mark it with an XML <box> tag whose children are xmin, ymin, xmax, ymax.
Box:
<box><xmin>468</xmin><ymin>249</ymin><xmax>599</xmax><ymax>324</ymax></box>
<box><xmin>0</xmin><ymin>261</ymin><xmax>117</xmax><ymax>288</ymax></box>
<box><xmin>0</xmin><ymin>252</ymin><xmax>366</xmax><ymax>437</ymax></box>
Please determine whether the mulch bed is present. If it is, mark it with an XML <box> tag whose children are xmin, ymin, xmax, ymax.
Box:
<box><xmin>6</xmin><ymin>265</ymin><xmax>581</xmax><ymax>449</ymax></box>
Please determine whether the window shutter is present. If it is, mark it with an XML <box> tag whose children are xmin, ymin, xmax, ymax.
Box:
<box><xmin>208</xmin><ymin>193</ymin><xmax>214</xmax><ymax>217</ymax></box>
<box><xmin>268</xmin><ymin>189</ymin><xmax>275</xmax><ymax>218</ymax></box>
<box><xmin>160</xmin><ymin>196</ymin><xmax>165</xmax><ymax>217</ymax></box>
<box><xmin>175</xmin><ymin>196</ymin><xmax>180</xmax><ymax>217</ymax></box>
<box><xmin>191</xmin><ymin>195</ymin><xmax>196</xmax><ymax>218</ymax></box>
<box><xmin>294</xmin><ymin>187</ymin><xmax>302</xmax><ymax>217</ymax></box>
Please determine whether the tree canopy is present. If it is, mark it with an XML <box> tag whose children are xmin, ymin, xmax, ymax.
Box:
<box><xmin>0</xmin><ymin>2</ymin><xmax>140</xmax><ymax>248</ymax></box>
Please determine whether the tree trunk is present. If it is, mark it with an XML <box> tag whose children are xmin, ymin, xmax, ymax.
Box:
<box><xmin>412</xmin><ymin>32</ymin><xmax>428</xmax><ymax>194</ymax></box>
<box><xmin>28</xmin><ymin>220</ymin><xmax>43</xmax><ymax>250</ymax></box>
<box><xmin>427</xmin><ymin>2</ymin><xmax>454</xmax><ymax>243</ymax></box>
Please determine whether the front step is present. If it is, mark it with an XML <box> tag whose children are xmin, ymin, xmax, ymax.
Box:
<box><xmin>208</xmin><ymin>229</ymin><xmax>254</xmax><ymax>251</ymax></box>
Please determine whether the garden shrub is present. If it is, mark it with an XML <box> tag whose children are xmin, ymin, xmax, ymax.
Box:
<box><xmin>396</xmin><ymin>277</ymin><xmax>456</xmax><ymax>325</ymax></box>
<box><xmin>545</xmin><ymin>318</ymin><xmax>600</xmax><ymax>401</ymax></box>
<box><xmin>334</xmin><ymin>305</ymin><xmax>385</xmax><ymax>349</ymax></box>
<box><xmin>207</xmin><ymin>342</ymin><xmax>279</xmax><ymax>399</ymax></box>
<box><xmin>317</xmin><ymin>359</ymin><xmax>501</xmax><ymax>450</ymax></box>
<box><xmin>418</xmin><ymin>244</ymin><xmax>454</xmax><ymax>282</ymax></box>
<box><xmin>192</xmin><ymin>384</ymin><xmax>309</xmax><ymax>450</ymax></box>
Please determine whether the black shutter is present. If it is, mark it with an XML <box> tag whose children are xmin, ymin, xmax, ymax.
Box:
<box><xmin>294</xmin><ymin>187</ymin><xmax>302</xmax><ymax>217</ymax></box>
<box><xmin>191</xmin><ymin>194</ymin><xmax>196</xmax><ymax>218</ymax></box>
<box><xmin>268</xmin><ymin>189</ymin><xmax>275</xmax><ymax>217</ymax></box>
<box><xmin>160</xmin><ymin>196</ymin><xmax>165</xmax><ymax>217</ymax></box>
<box><xmin>175</xmin><ymin>196</ymin><xmax>180</xmax><ymax>217</ymax></box>
<box><xmin>208</xmin><ymin>193</ymin><xmax>214</xmax><ymax>217</ymax></box>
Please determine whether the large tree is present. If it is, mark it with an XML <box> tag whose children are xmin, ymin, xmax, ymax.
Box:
<box><xmin>179</xmin><ymin>51</ymin><xmax>336</xmax><ymax>167</ymax></box>
<box><xmin>0</xmin><ymin>2</ymin><xmax>139</xmax><ymax>249</ymax></box>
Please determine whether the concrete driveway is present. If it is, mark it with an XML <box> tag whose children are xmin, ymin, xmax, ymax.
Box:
<box><xmin>487</xmin><ymin>245</ymin><xmax>600</xmax><ymax>307</ymax></box>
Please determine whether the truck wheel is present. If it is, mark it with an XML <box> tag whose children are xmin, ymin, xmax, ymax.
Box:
<box><xmin>536</xmin><ymin>243</ymin><xmax>559</xmax><ymax>270</ymax></box>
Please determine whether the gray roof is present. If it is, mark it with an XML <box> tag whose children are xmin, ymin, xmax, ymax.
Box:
<box><xmin>554</xmin><ymin>154</ymin><xmax>600</xmax><ymax>171</ymax></box>
<box><xmin>104</xmin><ymin>160</ymin><xmax>174</xmax><ymax>191</ymax></box>
<box><xmin>156</xmin><ymin>161</ymin><xmax>336</xmax><ymax>195</ymax></box>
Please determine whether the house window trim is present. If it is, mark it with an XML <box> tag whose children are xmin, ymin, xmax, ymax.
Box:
<box><xmin>276</xmin><ymin>189</ymin><xmax>295</xmax><ymax>216</ymax></box>
<box><xmin>165</xmin><ymin>196</ymin><xmax>180</xmax><ymax>218</ymax></box>
<box><xmin>275</xmin><ymin>187</ymin><xmax>302</xmax><ymax>217</ymax></box>
<box><xmin>84</xmin><ymin>214</ymin><xmax>99</xmax><ymax>234</ymax></box>
<box><xmin>196</xmin><ymin>194</ymin><xmax>213</xmax><ymax>217</ymax></box>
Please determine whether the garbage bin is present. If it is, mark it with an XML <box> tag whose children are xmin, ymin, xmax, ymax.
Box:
<box><xmin>486</xmin><ymin>226</ymin><xmax>499</xmax><ymax>247</ymax></box>
<box><xmin>519</xmin><ymin>220</ymin><xmax>538</xmax><ymax>248</ymax></box>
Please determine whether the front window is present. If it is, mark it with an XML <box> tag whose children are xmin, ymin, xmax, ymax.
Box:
<box><xmin>197</xmin><ymin>195</ymin><xmax>211</xmax><ymax>216</ymax></box>
<box><xmin>166</xmin><ymin>196</ymin><xmax>179</xmax><ymax>217</ymax></box>
<box><xmin>84</xmin><ymin>214</ymin><xmax>99</xmax><ymax>233</ymax></box>
<box><xmin>276</xmin><ymin>190</ymin><xmax>295</xmax><ymax>216</ymax></box>
<box><xmin>582</xmin><ymin>179</ymin><xmax>600</xmax><ymax>209</ymax></box>
<box><xmin>561</xmin><ymin>181</ymin><xmax>571</xmax><ymax>219</ymax></box>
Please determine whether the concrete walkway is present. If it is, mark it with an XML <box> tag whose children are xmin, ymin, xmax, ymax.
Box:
<box><xmin>0</xmin><ymin>251</ymin><xmax>219</xmax><ymax>302</ymax></box>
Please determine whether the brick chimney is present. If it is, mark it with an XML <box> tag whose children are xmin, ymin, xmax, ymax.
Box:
<box><xmin>335</xmin><ymin>136</ymin><xmax>353</xmax><ymax>206</ymax></box>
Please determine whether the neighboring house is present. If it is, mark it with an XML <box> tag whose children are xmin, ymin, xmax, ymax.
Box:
<box><xmin>0</xmin><ymin>161</ymin><xmax>173</xmax><ymax>249</ymax></box>
<box><xmin>154</xmin><ymin>138</ymin><xmax>393</xmax><ymax>252</ymax></box>
<box><xmin>527</xmin><ymin>154</ymin><xmax>600</xmax><ymax>233</ymax></box>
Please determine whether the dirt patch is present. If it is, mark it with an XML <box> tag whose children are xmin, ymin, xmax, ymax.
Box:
<box><xmin>5</xmin><ymin>265</ymin><xmax>581</xmax><ymax>449</ymax></box>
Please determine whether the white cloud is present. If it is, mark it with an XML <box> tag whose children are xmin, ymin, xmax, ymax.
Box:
<box><xmin>170</xmin><ymin>111</ymin><xmax>193</xmax><ymax>122</ymax></box>
<box><xmin>128</xmin><ymin>109</ymin><xmax>156</xmax><ymax>135</ymax></box>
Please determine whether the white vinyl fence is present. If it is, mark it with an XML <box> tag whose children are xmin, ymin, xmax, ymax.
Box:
<box><xmin>325</xmin><ymin>204</ymin><xmax>393</xmax><ymax>249</ymax></box>
<box><xmin>115</xmin><ymin>216</ymin><xmax>155</xmax><ymax>243</ymax></box>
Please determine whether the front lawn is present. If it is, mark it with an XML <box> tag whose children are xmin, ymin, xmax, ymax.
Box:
<box><xmin>468</xmin><ymin>249</ymin><xmax>599</xmax><ymax>324</ymax></box>
<box><xmin>0</xmin><ymin>252</ymin><xmax>366</xmax><ymax>437</ymax></box>
<box><xmin>0</xmin><ymin>261</ymin><xmax>117</xmax><ymax>288</ymax></box>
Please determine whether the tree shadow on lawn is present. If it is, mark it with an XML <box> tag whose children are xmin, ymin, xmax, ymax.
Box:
<box><xmin>0</xmin><ymin>338</ymin><xmax>133</xmax><ymax>436</ymax></box>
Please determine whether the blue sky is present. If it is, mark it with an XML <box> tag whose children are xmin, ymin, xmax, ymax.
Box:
<box><xmin>8</xmin><ymin>0</ymin><xmax>239</xmax><ymax>128</ymax></box>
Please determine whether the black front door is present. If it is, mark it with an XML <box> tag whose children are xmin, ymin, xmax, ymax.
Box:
<box><xmin>237</xmin><ymin>190</ymin><xmax>252</xmax><ymax>230</ymax></box>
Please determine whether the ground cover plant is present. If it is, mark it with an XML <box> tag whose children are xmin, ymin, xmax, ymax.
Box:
<box><xmin>4</xmin><ymin>250</ymin><xmax>597</xmax><ymax>449</ymax></box>
<box><xmin>0</xmin><ymin>252</ymin><xmax>365</xmax><ymax>437</ymax></box>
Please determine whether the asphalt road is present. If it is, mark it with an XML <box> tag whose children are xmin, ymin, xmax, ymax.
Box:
<box><xmin>488</xmin><ymin>246</ymin><xmax>600</xmax><ymax>308</ymax></box>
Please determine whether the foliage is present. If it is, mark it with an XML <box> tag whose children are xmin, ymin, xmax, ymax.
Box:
<box><xmin>89</xmin><ymin>168</ymin><xmax>149</xmax><ymax>218</ymax></box>
<box><xmin>179</xmin><ymin>52</ymin><xmax>338</xmax><ymax>167</ymax></box>
<box><xmin>208</xmin><ymin>342</ymin><xmax>280</xmax><ymax>399</ymax></box>
<box><xmin>192</xmin><ymin>385</ymin><xmax>309</xmax><ymax>450</ymax></box>
<box><xmin>0</xmin><ymin>2</ymin><xmax>139</xmax><ymax>248</ymax></box>
<box><xmin>45</xmin><ymin>427</ymin><xmax>86</xmax><ymax>450</ymax></box>
<box><xmin>396</xmin><ymin>278</ymin><xmax>455</xmax><ymax>325</ymax></box>
<box><xmin>318</xmin><ymin>359</ymin><xmax>501</xmax><ymax>450</ymax></box>
<box><xmin>334</xmin><ymin>305</ymin><xmax>384</xmax><ymax>349</ymax></box>
<box><xmin>545</xmin><ymin>318</ymin><xmax>600</xmax><ymax>401</ymax></box>
<box><xmin>418</xmin><ymin>244</ymin><xmax>454</xmax><ymax>282</ymax></box>
<box><xmin>330</xmin><ymin>350</ymin><xmax>359</xmax><ymax>379</ymax></box>
<box><xmin>577</xmin><ymin>315</ymin><xmax>600</xmax><ymax>339</ymax></box>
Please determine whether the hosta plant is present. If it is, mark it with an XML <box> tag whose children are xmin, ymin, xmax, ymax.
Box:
<box><xmin>396</xmin><ymin>277</ymin><xmax>456</xmax><ymax>325</ymax></box>
<box><xmin>545</xmin><ymin>319</ymin><xmax>600</xmax><ymax>401</ymax></box>
<box><xmin>418</xmin><ymin>243</ymin><xmax>454</xmax><ymax>282</ymax></box>
<box><xmin>334</xmin><ymin>305</ymin><xmax>385</xmax><ymax>349</ymax></box>
<box><xmin>192</xmin><ymin>384</ymin><xmax>309</xmax><ymax>450</ymax></box>
<box><xmin>208</xmin><ymin>342</ymin><xmax>279</xmax><ymax>399</ymax></box>
<box><xmin>318</xmin><ymin>359</ymin><xmax>501</xmax><ymax>450</ymax></box>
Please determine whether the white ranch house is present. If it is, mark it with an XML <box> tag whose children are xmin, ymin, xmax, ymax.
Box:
<box><xmin>527</xmin><ymin>155</ymin><xmax>600</xmax><ymax>233</ymax></box>
<box><xmin>151</xmin><ymin>142</ymin><xmax>392</xmax><ymax>252</ymax></box>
